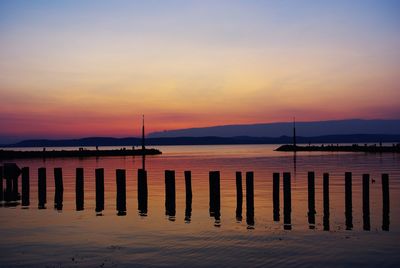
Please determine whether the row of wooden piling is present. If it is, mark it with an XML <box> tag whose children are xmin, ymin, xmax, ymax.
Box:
<box><xmin>0</xmin><ymin>166</ymin><xmax>391</xmax><ymax>230</ymax></box>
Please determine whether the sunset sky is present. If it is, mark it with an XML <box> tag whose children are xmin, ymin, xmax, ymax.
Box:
<box><xmin>1</xmin><ymin>0</ymin><xmax>399</xmax><ymax>142</ymax></box>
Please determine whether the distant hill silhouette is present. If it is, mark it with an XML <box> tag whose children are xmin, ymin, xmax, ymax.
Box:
<box><xmin>148</xmin><ymin>119</ymin><xmax>400</xmax><ymax>138</ymax></box>
<box><xmin>2</xmin><ymin>134</ymin><xmax>400</xmax><ymax>147</ymax></box>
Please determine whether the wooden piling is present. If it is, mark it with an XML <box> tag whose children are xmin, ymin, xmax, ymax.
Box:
<box><xmin>21</xmin><ymin>167</ymin><xmax>30</xmax><ymax>207</ymax></box>
<box><xmin>283</xmin><ymin>172</ymin><xmax>291</xmax><ymax>230</ymax></box>
<box><xmin>382</xmin><ymin>173</ymin><xmax>390</xmax><ymax>231</ymax></box>
<box><xmin>184</xmin><ymin>170</ymin><xmax>192</xmax><ymax>222</ymax></box>
<box><xmin>246</xmin><ymin>171</ymin><xmax>255</xmax><ymax>228</ymax></box>
<box><xmin>116</xmin><ymin>169</ymin><xmax>126</xmax><ymax>215</ymax></box>
<box><xmin>308</xmin><ymin>171</ymin><xmax>316</xmax><ymax>229</ymax></box>
<box><xmin>209</xmin><ymin>171</ymin><xmax>221</xmax><ymax>221</ymax></box>
<box><xmin>345</xmin><ymin>172</ymin><xmax>353</xmax><ymax>230</ymax></box>
<box><xmin>38</xmin><ymin>167</ymin><xmax>46</xmax><ymax>209</ymax></box>
<box><xmin>273</xmin><ymin>172</ymin><xmax>280</xmax><ymax>222</ymax></box>
<box><xmin>236</xmin><ymin>171</ymin><xmax>243</xmax><ymax>221</ymax></box>
<box><xmin>95</xmin><ymin>168</ymin><xmax>104</xmax><ymax>213</ymax></box>
<box><xmin>0</xmin><ymin>166</ymin><xmax>3</xmax><ymax>202</ymax></box>
<box><xmin>76</xmin><ymin>168</ymin><xmax>84</xmax><ymax>211</ymax></box>
<box><xmin>138</xmin><ymin>169</ymin><xmax>148</xmax><ymax>216</ymax></box>
<box><xmin>165</xmin><ymin>170</ymin><xmax>176</xmax><ymax>219</ymax></box>
<box><xmin>323</xmin><ymin>173</ymin><xmax>330</xmax><ymax>231</ymax></box>
<box><xmin>362</xmin><ymin>174</ymin><xmax>370</xmax><ymax>231</ymax></box>
<box><xmin>54</xmin><ymin>168</ymin><xmax>63</xmax><ymax>210</ymax></box>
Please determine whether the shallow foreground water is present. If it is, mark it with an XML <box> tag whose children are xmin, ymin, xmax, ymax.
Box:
<box><xmin>1</xmin><ymin>145</ymin><xmax>399</xmax><ymax>267</ymax></box>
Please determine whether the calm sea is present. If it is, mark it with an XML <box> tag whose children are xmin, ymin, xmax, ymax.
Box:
<box><xmin>1</xmin><ymin>144</ymin><xmax>399</xmax><ymax>267</ymax></box>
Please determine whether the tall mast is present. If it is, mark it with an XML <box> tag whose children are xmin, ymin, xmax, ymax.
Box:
<box><xmin>142</xmin><ymin>115</ymin><xmax>145</xmax><ymax>170</ymax></box>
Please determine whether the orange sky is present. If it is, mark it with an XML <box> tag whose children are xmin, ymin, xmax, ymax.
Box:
<box><xmin>0</xmin><ymin>1</ymin><xmax>399</xmax><ymax>142</ymax></box>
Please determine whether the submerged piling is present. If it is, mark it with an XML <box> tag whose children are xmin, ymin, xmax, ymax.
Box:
<box><xmin>382</xmin><ymin>174</ymin><xmax>390</xmax><ymax>231</ymax></box>
<box><xmin>323</xmin><ymin>173</ymin><xmax>330</xmax><ymax>231</ymax></box>
<box><xmin>362</xmin><ymin>174</ymin><xmax>370</xmax><ymax>231</ymax></box>
<box><xmin>209</xmin><ymin>171</ymin><xmax>221</xmax><ymax>226</ymax></box>
<box><xmin>184</xmin><ymin>170</ymin><xmax>192</xmax><ymax>222</ymax></box>
<box><xmin>95</xmin><ymin>168</ymin><xmax>104</xmax><ymax>214</ymax></box>
<box><xmin>76</xmin><ymin>168</ymin><xmax>84</xmax><ymax>211</ymax></box>
<box><xmin>165</xmin><ymin>170</ymin><xmax>176</xmax><ymax>220</ymax></box>
<box><xmin>273</xmin><ymin>172</ymin><xmax>280</xmax><ymax>222</ymax></box>
<box><xmin>0</xmin><ymin>166</ymin><xmax>3</xmax><ymax>202</ymax></box>
<box><xmin>308</xmin><ymin>171</ymin><xmax>316</xmax><ymax>229</ymax></box>
<box><xmin>236</xmin><ymin>171</ymin><xmax>243</xmax><ymax>221</ymax></box>
<box><xmin>38</xmin><ymin>168</ymin><xmax>46</xmax><ymax>209</ymax></box>
<box><xmin>54</xmin><ymin>168</ymin><xmax>63</xmax><ymax>210</ymax></box>
<box><xmin>138</xmin><ymin>169</ymin><xmax>148</xmax><ymax>216</ymax></box>
<box><xmin>283</xmin><ymin>172</ymin><xmax>292</xmax><ymax>230</ymax></box>
<box><xmin>246</xmin><ymin>171</ymin><xmax>255</xmax><ymax>228</ymax></box>
<box><xmin>21</xmin><ymin>167</ymin><xmax>30</xmax><ymax>207</ymax></box>
<box><xmin>345</xmin><ymin>172</ymin><xmax>353</xmax><ymax>230</ymax></box>
<box><xmin>116</xmin><ymin>169</ymin><xmax>126</xmax><ymax>216</ymax></box>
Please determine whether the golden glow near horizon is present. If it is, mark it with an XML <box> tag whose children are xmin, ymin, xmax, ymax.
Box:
<box><xmin>0</xmin><ymin>1</ymin><xmax>399</xmax><ymax>141</ymax></box>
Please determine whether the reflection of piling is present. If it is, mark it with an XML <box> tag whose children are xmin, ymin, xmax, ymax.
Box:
<box><xmin>283</xmin><ymin>172</ymin><xmax>292</xmax><ymax>230</ymax></box>
<box><xmin>76</xmin><ymin>168</ymin><xmax>84</xmax><ymax>211</ymax></box>
<box><xmin>138</xmin><ymin>169</ymin><xmax>148</xmax><ymax>216</ymax></box>
<box><xmin>38</xmin><ymin>168</ymin><xmax>46</xmax><ymax>209</ymax></box>
<box><xmin>273</xmin><ymin>172</ymin><xmax>280</xmax><ymax>222</ymax></box>
<box><xmin>165</xmin><ymin>170</ymin><xmax>176</xmax><ymax>220</ymax></box>
<box><xmin>236</xmin><ymin>171</ymin><xmax>243</xmax><ymax>221</ymax></box>
<box><xmin>209</xmin><ymin>171</ymin><xmax>221</xmax><ymax>226</ymax></box>
<box><xmin>323</xmin><ymin>173</ymin><xmax>330</xmax><ymax>231</ymax></box>
<box><xmin>345</xmin><ymin>172</ymin><xmax>353</xmax><ymax>230</ymax></box>
<box><xmin>21</xmin><ymin>167</ymin><xmax>30</xmax><ymax>207</ymax></box>
<box><xmin>116</xmin><ymin>169</ymin><xmax>126</xmax><ymax>216</ymax></box>
<box><xmin>95</xmin><ymin>168</ymin><xmax>104</xmax><ymax>213</ymax></box>
<box><xmin>54</xmin><ymin>168</ymin><xmax>63</xmax><ymax>210</ymax></box>
<box><xmin>382</xmin><ymin>174</ymin><xmax>390</xmax><ymax>231</ymax></box>
<box><xmin>308</xmin><ymin>171</ymin><xmax>316</xmax><ymax>229</ymax></box>
<box><xmin>246</xmin><ymin>171</ymin><xmax>255</xmax><ymax>228</ymax></box>
<box><xmin>0</xmin><ymin>166</ymin><xmax>3</xmax><ymax>202</ymax></box>
<box><xmin>184</xmin><ymin>171</ymin><xmax>192</xmax><ymax>222</ymax></box>
<box><xmin>362</xmin><ymin>174</ymin><xmax>370</xmax><ymax>231</ymax></box>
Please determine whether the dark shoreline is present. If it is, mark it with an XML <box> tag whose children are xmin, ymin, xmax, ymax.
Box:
<box><xmin>275</xmin><ymin>144</ymin><xmax>400</xmax><ymax>153</ymax></box>
<box><xmin>0</xmin><ymin>148</ymin><xmax>162</xmax><ymax>160</ymax></box>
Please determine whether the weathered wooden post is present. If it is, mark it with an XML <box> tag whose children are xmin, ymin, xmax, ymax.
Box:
<box><xmin>246</xmin><ymin>171</ymin><xmax>255</xmax><ymax>228</ymax></box>
<box><xmin>76</xmin><ymin>168</ymin><xmax>84</xmax><ymax>211</ymax></box>
<box><xmin>273</xmin><ymin>172</ymin><xmax>280</xmax><ymax>222</ymax></box>
<box><xmin>382</xmin><ymin>173</ymin><xmax>390</xmax><ymax>231</ymax></box>
<box><xmin>283</xmin><ymin>172</ymin><xmax>291</xmax><ymax>230</ymax></box>
<box><xmin>308</xmin><ymin>171</ymin><xmax>316</xmax><ymax>229</ymax></box>
<box><xmin>95</xmin><ymin>168</ymin><xmax>104</xmax><ymax>214</ymax></box>
<box><xmin>209</xmin><ymin>171</ymin><xmax>221</xmax><ymax>226</ymax></box>
<box><xmin>165</xmin><ymin>170</ymin><xmax>176</xmax><ymax>220</ymax></box>
<box><xmin>116</xmin><ymin>169</ymin><xmax>126</xmax><ymax>216</ymax></box>
<box><xmin>3</xmin><ymin>163</ymin><xmax>21</xmax><ymax>203</ymax></box>
<box><xmin>54</xmin><ymin>168</ymin><xmax>63</xmax><ymax>210</ymax></box>
<box><xmin>345</xmin><ymin>172</ymin><xmax>353</xmax><ymax>230</ymax></box>
<box><xmin>236</xmin><ymin>171</ymin><xmax>243</xmax><ymax>221</ymax></box>
<box><xmin>38</xmin><ymin>167</ymin><xmax>46</xmax><ymax>209</ymax></box>
<box><xmin>323</xmin><ymin>173</ymin><xmax>330</xmax><ymax>231</ymax></box>
<box><xmin>21</xmin><ymin>167</ymin><xmax>30</xmax><ymax>207</ymax></box>
<box><xmin>184</xmin><ymin>170</ymin><xmax>192</xmax><ymax>222</ymax></box>
<box><xmin>138</xmin><ymin>169</ymin><xmax>148</xmax><ymax>216</ymax></box>
<box><xmin>0</xmin><ymin>166</ymin><xmax>3</xmax><ymax>202</ymax></box>
<box><xmin>362</xmin><ymin>174</ymin><xmax>370</xmax><ymax>231</ymax></box>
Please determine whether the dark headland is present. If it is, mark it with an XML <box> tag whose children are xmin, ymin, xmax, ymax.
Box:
<box><xmin>276</xmin><ymin>144</ymin><xmax>400</xmax><ymax>153</ymax></box>
<box><xmin>0</xmin><ymin>148</ymin><xmax>162</xmax><ymax>160</ymax></box>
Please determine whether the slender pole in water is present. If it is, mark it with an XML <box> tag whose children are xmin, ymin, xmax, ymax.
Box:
<box><xmin>142</xmin><ymin>115</ymin><xmax>146</xmax><ymax>171</ymax></box>
<box><xmin>293</xmin><ymin>117</ymin><xmax>296</xmax><ymax>151</ymax></box>
<box><xmin>382</xmin><ymin>174</ymin><xmax>390</xmax><ymax>231</ymax></box>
